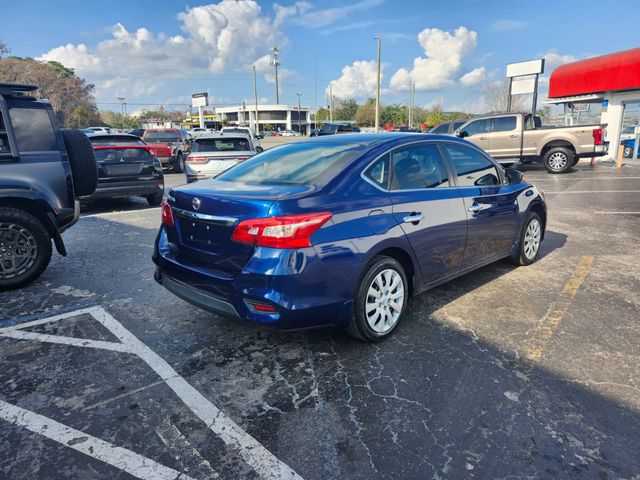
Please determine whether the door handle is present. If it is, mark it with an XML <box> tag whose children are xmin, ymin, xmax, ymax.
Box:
<box><xmin>509</xmin><ymin>134</ymin><xmax>519</xmax><ymax>138</ymax></box>
<box><xmin>467</xmin><ymin>204</ymin><xmax>489</xmax><ymax>213</ymax></box>
<box><xmin>403</xmin><ymin>213</ymin><xmax>424</xmax><ymax>224</ymax></box>
<box><xmin>478</xmin><ymin>136</ymin><xmax>487</xmax><ymax>140</ymax></box>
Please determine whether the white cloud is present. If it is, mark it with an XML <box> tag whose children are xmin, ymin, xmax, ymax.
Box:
<box><xmin>539</xmin><ymin>49</ymin><xmax>578</xmax><ymax>72</ymax></box>
<box><xmin>252</xmin><ymin>54</ymin><xmax>294</xmax><ymax>85</ymax></box>
<box><xmin>389</xmin><ymin>26</ymin><xmax>478</xmax><ymax>91</ymax></box>
<box><xmin>276</xmin><ymin>0</ymin><xmax>383</xmax><ymax>28</ymax></box>
<box><xmin>446</xmin><ymin>95</ymin><xmax>489</xmax><ymax>114</ymax></box>
<box><xmin>328</xmin><ymin>60</ymin><xmax>383</xmax><ymax>99</ymax></box>
<box><xmin>459</xmin><ymin>66</ymin><xmax>486</xmax><ymax>87</ymax></box>
<box><xmin>489</xmin><ymin>20</ymin><xmax>528</xmax><ymax>32</ymax></box>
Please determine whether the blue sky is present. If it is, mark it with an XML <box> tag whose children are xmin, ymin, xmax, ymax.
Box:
<box><xmin>2</xmin><ymin>0</ymin><xmax>638</xmax><ymax>113</ymax></box>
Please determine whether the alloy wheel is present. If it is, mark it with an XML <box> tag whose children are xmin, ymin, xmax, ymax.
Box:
<box><xmin>523</xmin><ymin>218</ymin><xmax>541</xmax><ymax>260</ymax></box>
<box><xmin>365</xmin><ymin>268</ymin><xmax>405</xmax><ymax>333</ymax></box>
<box><xmin>0</xmin><ymin>223</ymin><xmax>38</xmax><ymax>279</ymax></box>
<box><xmin>548</xmin><ymin>152</ymin><xmax>568</xmax><ymax>171</ymax></box>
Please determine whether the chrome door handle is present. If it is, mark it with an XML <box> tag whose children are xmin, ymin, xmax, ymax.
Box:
<box><xmin>403</xmin><ymin>213</ymin><xmax>424</xmax><ymax>223</ymax></box>
<box><xmin>467</xmin><ymin>204</ymin><xmax>489</xmax><ymax>213</ymax></box>
<box><xmin>509</xmin><ymin>134</ymin><xmax>518</xmax><ymax>138</ymax></box>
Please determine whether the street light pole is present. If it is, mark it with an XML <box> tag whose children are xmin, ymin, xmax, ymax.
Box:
<box><xmin>271</xmin><ymin>47</ymin><xmax>280</xmax><ymax>104</ymax></box>
<box><xmin>253</xmin><ymin>65</ymin><xmax>259</xmax><ymax>135</ymax></box>
<box><xmin>296</xmin><ymin>92</ymin><xmax>302</xmax><ymax>134</ymax></box>
<box><xmin>374</xmin><ymin>35</ymin><xmax>382</xmax><ymax>132</ymax></box>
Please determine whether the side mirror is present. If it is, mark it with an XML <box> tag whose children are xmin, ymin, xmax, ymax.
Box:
<box><xmin>455</xmin><ymin>129</ymin><xmax>468</xmax><ymax>138</ymax></box>
<box><xmin>256</xmin><ymin>134</ymin><xmax>264</xmax><ymax>139</ymax></box>
<box><xmin>505</xmin><ymin>167</ymin><xmax>523</xmax><ymax>185</ymax></box>
<box><xmin>255</xmin><ymin>146</ymin><xmax>264</xmax><ymax>153</ymax></box>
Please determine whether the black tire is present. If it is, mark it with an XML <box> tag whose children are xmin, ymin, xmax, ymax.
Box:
<box><xmin>623</xmin><ymin>145</ymin><xmax>633</xmax><ymax>158</ymax></box>
<box><xmin>347</xmin><ymin>256</ymin><xmax>409</xmax><ymax>342</ymax></box>
<box><xmin>572</xmin><ymin>156</ymin><xmax>580</xmax><ymax>166</ymax></box>
<box><xmin>173</xmin><ymin>152</ymin><xmax>185</xmax><ymax>173</ymax></box>
<box><xmin>61</xmin><ymin>129</ymin><xmax>98</xmax><ymax>197</ymax></box>
<box><xmin>511</xmin><ymin>212</ymin><xmax>543</xmax><ymax>266</ymax></box>
<box><xmin>146</xmin><ymin>192</ymin><xmax>163</xmax><ymax>206</ymax></box>
<box><xmin>0</xmin><ymin>208</ymin><xmax>52</xmax><ymax>290</ymax></box>
<box><xmin>542</xmin><ymin>147</ymin><xmax>574</xmax><ymax>174</ymax></box>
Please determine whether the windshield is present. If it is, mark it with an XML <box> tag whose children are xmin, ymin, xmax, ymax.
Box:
<box><xmin>144</xmin><ymin>131</ymin><xmax>181</xmax><ymax>142</ymax></box>
<box><xmin>193</xmin><ymin>137</ymin><xmax>251</xmax><ymax>152</ymax></box>
<box><xmin>216</xmin><ymin>142</ymin><xmax>366</xmax><ymax>186</ymax></box>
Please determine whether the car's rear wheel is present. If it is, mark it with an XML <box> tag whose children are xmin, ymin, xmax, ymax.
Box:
<box><xmin>511</xmin><ymin>212</ymin><xmax>542</xmax><ymax>266</ymax></box>
<box><xmin>173</xmin><ymin>153</ymin><xmax>185</xmax><ymax>173</ymax></box>
<box><xmin>543</xmin><ymin>147</ymin><xmax>574</xmax><ymax>174</ymax></box>
<box><xmin>146</xmin><ymin>192</ymin><xmax>164</xmax><ymax>206</ymax></box>
<box><xmin>347</xmin><ymin>256</ymin><xmax>408</xmax><ymax>341</ymax></box>
<box><xmin>0</xmin><ymin>208</ymin><xmax>52</xmax><ymax>290</ymax></box>
<box><xmin>623</xmin><ymin>145</ymin><xmax>633</xmax><ymax>158</ymax></box>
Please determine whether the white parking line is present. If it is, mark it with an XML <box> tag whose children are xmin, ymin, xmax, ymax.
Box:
<box><xmin>0</xmin><ymin>306</ymin><xmax>302</xmax><ymax>480</ymax></box>
<box><xmin>593</xmin><ymin>211</ymin><xmax>640</xmax><ymax>215</ymax></box>
<box><xmin>0</xmin><ymin>399</ymin><xmax>196</xmax><ymax>480</ymax></box>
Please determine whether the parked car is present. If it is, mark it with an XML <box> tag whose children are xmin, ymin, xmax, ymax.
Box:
<box><xmin>280</xmin><ymin>130</ymin><xmax>300</xmax><ymax>137</ymax></box>
<box><xmin>315</xmin><ymin>123</ymin><xmax>356</xmax><ymax>136</ymax></box>
<box><xmin>456</xmin><ymin>112</ymin><xmax>606</xmax><ymax>173</ymax></box>
<box><xmin>0</xmin><ymin>83</ymin><xmax>97</xmax><ymax>290</ymax></box>
<box><xmin>153</xmin><ymin>133</ymin><xmax>546</xmax><ymax>341</ymax></box>
<box><xmin>127</xmin><ymin>128</ymin><xmax>145</xmax><ymax>138</ymax></box>
<box><xmin>86</xmin><ymin>126</ymin><xmax>111</xmax><ymax>134</ymax></box>
<box><xmin>429</xmin><ymin>120</ymin><xmax>467</xmax><ymax>135</ymax></box>
<box><xmin>620</xmin><ymin>125</ymin><xmax>638</xmax><ymax>142</ymax></box>
<box><xmin>221</xmin><ymin>126</ymin><xmax>264</xmax><ymax>144</ymax></box>
<box><xmin>392</xmin><ymin>126</ymin><xmax>419</xmax><ymax>133</ymax></box>
<box><xmin>184</xmin><ymin>133</ymin><xmax>263</xmax><ymax>183</ymax></box>
<box><xmin>142</xmin><ymin>128</ymin><xmax>191</xmax><ymax>173</ymax></box>
<box><xmin>621</xmin><ymin>138</ymin><xmax>639</xmax><ymax>158</ymax></box>
<box><xmin>85</xmin><ymin>133</ymin><xmax>164</xmax><ymax>205</ymax></box>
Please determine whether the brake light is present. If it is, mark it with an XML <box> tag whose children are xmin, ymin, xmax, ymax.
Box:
<box><xmin>187</xmin><ymin>156</ymin><xmax>208</xmax><ymax>163</ymax></box>
<box><xmin>231</xmin><ymin>212</ymin><xmax>332</xmax><ymax>248</ymax></box>
<box><xmin>161</xmin><ymin>200</ymin><xmax>174</xmax><ymax>226</ymax></box>
<box><xmin>593</xmin><ymin>128</ymin><xmax>603</xmax><ymax>145</ymax></box>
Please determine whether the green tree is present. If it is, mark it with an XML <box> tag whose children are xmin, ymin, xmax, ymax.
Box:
<box><xmin>0</xmin><ymin>40</ymin><xmax>9</xmax><ymax>58</ymax></box>
<box><xmin>381</xmin><ymin>104</ymin><xmax>408</xmax><ymax>126</ymax></box>
<box><xmin>333</xmin><ymin>98</ymin><xmax>358</xmax><ymax>121</ymax></box>
<box><xmin>426</xmin><ymin>106</ymin><xmax>446</xmax><ymax>127</ymax></box>
<box><xmin>315</xmin><ymin>107</ymin><xmax>330</xmax><ymax>124</ymax></box>
<box><xmin>355</xmin><ymin>98</ymin><xmax>376</xmax><ymax>127</ymax></box>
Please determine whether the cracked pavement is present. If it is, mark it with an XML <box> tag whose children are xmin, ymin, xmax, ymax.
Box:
<box><xmin>1</xmin><ymin>162</ymin><xmax>639</xmax><ymax>479</ymax></box>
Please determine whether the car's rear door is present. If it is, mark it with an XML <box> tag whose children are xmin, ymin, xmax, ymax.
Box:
<box><xmin>442</xmin><ymin>142</ymin><xmax>520</xmax><ymax>267</ymax></box>
<box><xmin>388</xmin><ymin>141</ymin><xmax>467</xmax><ymax>284</ymax></box>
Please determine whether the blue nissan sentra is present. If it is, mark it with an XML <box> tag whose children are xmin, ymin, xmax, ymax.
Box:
<box><xmin>153</xmin><ymin>133</ymin><xmax>546</xmax><ymax>341</ymax></box>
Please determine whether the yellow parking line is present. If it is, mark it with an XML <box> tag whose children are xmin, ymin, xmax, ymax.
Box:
<box><xmin>516</xmin><ymin>255</ymin><xmax>595</xmax><ymax>374</ymax></box>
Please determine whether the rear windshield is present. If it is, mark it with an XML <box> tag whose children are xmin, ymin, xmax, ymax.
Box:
<box><xmin>193</xmin><ymin>137</ymin><xmax>251</xmax><ymax>152</ymax></box>
<box><xmin>216</xmin><ymin>142</ymin><xmax>366</xmax><ymax>186</ymax></box>
<box><xmin>143</xmin><ymin>131</ymin><xmax>180</xmax><ymax>142</ymax></box>
<box><xmin>89</xmin><ymin>135</ymin><xmax>145</xmax><ymax>145</ymax></box>
<box><xmin>93</xmin><ymin>148</ymin><xmax>152</xmax><ymax>162</ymax></box>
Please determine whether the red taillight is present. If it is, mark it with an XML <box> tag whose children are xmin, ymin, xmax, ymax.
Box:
<box><xmin>165</xmin><ymin>145</ymin><xmax>172</xmax><ymax>155</ymax></box>
<box><xmin>231</xmin><ymin>212</ymin><xmax>332</xmax><ymax>249</ymax></box>
<box><xmin>187</xmin><ymin>156</ymin><xmax>208</xmax><ymax>163</ymax></box>
<box><xmin>161</xmin><ymin>200</ymin><xmax>174</xmax><ymax>226</ymax></box>
<box><xmin>593</xmin><ymin>128</ymin><xmax>603</xmax><ymax>145</ymax></box>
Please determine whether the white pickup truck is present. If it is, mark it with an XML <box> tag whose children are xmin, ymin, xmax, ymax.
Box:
<box><xmin>456</xmin><ymin>113</ymin><xmax>607</xmax><ymax>173</ymax></box>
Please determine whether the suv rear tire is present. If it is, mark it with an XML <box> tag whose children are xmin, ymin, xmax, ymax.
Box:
<box><xmin>543</xmin><ymin>147</ymin><xmax>574</xmax><ymax>174</ymax></box>
<box><xmin>347</xmin><ymin>256</ymin><xmax>409</xmax><ymax>341</ymax></box>
<box><xmin>61</xmin><ymin>129</ymin><xmax>98</xmax><ymax>197</ymax></box>
<box><xmin>173</xmin><ymin>152</ymin><xmax>185</xmax><ymax>173</ymax></box>
<box><xmin>0</xmin><ymin>208</ymin><xmax>52</xmax><ymax>290</ymax></box>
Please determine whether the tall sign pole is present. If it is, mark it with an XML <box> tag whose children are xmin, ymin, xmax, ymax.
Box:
<box><xmin>374</xmin><ymin>35</ymin><xmax>382</xmax><ymax>132</ymax></box>
<box><xmin>253</xmin><ymin>65</ymin><xmax>259</xmax><ymax>134</ymax></box>
<box><xmin>192</xmin><ymin>92</ymin><xmax>208</xmax><ymax>129</ymax></box>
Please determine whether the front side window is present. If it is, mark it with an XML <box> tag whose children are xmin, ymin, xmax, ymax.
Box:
<box><xmin>390</xmin><ymin>143</ymin><xmax>449</xmax><ymax>190</ymax></box>
<box><xmin>444</xmin><ymin>144</ymin><xmax>500</xmax><ymax>187</ymax></box>
<box><xmin>9</xmin><ymin>108</ymin><xmax>58</xmax><ymax>152</ymax></box>
<box><xmin>461</xmin><ymin>119</ymin><xmax>488</xmax><ymax>137</ymax></box>
<box><xmin>430</xmin><ymin>124</ymin><xmax>449</xmax><ymax>134</ymax></box>
<box><xmin>216</xmin><ymin>142</ymin><xmax>366</xmax><ymax>186</ymax></box>
<box><xmin>492</xmin><ymin>116</ymin><xmax>517</xmax><ymax>132</ymax></box>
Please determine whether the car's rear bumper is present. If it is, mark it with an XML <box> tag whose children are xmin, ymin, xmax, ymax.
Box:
<box><xmin>152</xmin><ymin>228</ymin><xmax>357</xmax><ymax>331</ymax></box>
<box><xmin>83</xmin><ymin>178</ymin><xmax>163</xmax><ymax>199</ymax></box>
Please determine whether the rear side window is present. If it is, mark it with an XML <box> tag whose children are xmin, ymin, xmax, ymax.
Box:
<box><xmin>444</xmin><ymin>144</ymin><xmax>500</xmax><ymax>187</ymax></box>
<box><xmin>9</xmin><ymin>108</ymin><xmax>58</xmax><ymax>152</ymax></box>
<box><xmin>364</xmin><ymin>154</ymin><xmax>389</xmax><ymax>188</ymax></box>
<box><xmin>216</xmin><ymin>142</ymin><xmax>366</xmax><ymax>186</ymax></box>
<box><xmin>193</xmin><ymin>137</ymin><xmax>251</xmax><ymax>152</ymax></box>
<box><xmin>492</xmin><ymin>116</ymin><xmax>517</xmax><ymax>132</ymax></box>
<box><xmin>390</xmin><ymin>143</ymin><xmax>450</xmax><ymax>190</ymax></box>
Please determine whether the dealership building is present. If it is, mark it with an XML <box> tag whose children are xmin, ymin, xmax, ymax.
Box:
<box><xmin>215</xmin><ymin>104</ymin><xmax>312</xmax><ymax>134</ymax></box>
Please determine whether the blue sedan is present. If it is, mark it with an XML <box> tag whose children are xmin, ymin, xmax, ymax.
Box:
<box><xmin>153</xmin><ymin>134</ymin><xmax>546</xmax><ymax>341</ymax></box>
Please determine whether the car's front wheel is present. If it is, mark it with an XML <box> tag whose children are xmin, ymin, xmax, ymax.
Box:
<box><xmin>347</xmin><ymin>256</ymin><xmax>409</xmax><ymax>341</ymax></box>
<box><xmin>623</xmin><ymin>145</ymin><xmax>633</xmax><ymax>158</ymax></box>
<box><xmin>511</xmin><ymin>212</ymin><xmax>543</xmax><ymax>266</ymax></box>
<box><xmin>0</xmin><ymin>208</ymin><xmax>52</xmax><ymax>290</ymax></box>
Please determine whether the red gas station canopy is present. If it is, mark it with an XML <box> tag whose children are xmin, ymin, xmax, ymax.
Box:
<box><xmin>548</xmin><ymin>48</ymin><xmax>640</xmax><ymax>98</ymax></box>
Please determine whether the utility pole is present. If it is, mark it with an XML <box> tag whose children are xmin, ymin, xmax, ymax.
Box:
<box><xmin>296</xmin><ymin>92</ymin><xmax>302</xmax><ymax>134</ymax></box>
<box><xmin>117</xmin><ymin>96</ymin><xmax>125</xmax><ymax>129</ymax></box>
<box><xmin>374</xmin><ymin>35</ymin><xmax>382</xmax><ymax>132</ymax></box>
<box><xmin>329</xmin><ymin>83</ymin><xmax>333</xmax><ymax>123</ymax></box>
<box><xmin>313</xmin><ymin>51</ymin><xmax>317</xmax><ymax>130</ymax></box>
<box><xmin>253</xmin><ymin>65</ymin><xmax>259</xmax><ymax>135</ymax></box>
<box><xmin>407</xmin><ymin>80</ymin><xmax>412</xmax><ymax>128</ymax></box>
<box><xmin>270</xmin><ymin>47</ymin><xmax>280</xmax><ymax>104</ymax></box>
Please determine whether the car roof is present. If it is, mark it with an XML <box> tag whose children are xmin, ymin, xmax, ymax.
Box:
<box><xmin>86</xmin><ymin>132</ymin><xmax>139</xmax><ymax>139</ymax></box>
<box><xmin>195</xmin><ymin>133</ymin><xmax>251</xmax><ymax>139</ymax></box>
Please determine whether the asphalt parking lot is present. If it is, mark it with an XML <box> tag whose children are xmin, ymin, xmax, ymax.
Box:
<box><xmin>1</xmin><ymin>159</ymin><xmax>639</xmax><ymax>479</ymax></box>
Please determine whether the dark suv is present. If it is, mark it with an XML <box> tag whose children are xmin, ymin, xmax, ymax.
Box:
<box><xmin>0</xmin><ymin>83</ymin><xmax>97</xmax><ymax>290</ymax></box>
